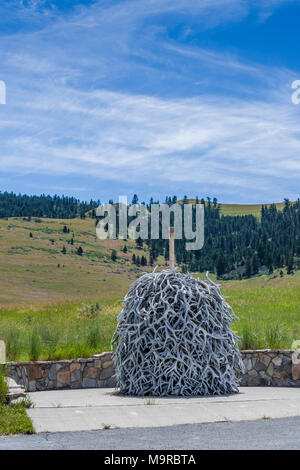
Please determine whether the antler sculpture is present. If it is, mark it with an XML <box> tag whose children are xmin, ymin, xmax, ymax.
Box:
<box><xmin>112</xmin><ymin>268</ymin><xmax>244</xmax><ymax>396</ymax></box>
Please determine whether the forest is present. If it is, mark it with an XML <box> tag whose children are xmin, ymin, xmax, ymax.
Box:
<box><xmin>1</xmin><ymin>191</ymin><xmax>299</xmax><ymax>279</ymax></box>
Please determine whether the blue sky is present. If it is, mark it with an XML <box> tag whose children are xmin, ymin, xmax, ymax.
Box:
<box><xmin>1</xmin><ymin>0</ymin><xmax>300</xmax><ymax>203</ymax></box>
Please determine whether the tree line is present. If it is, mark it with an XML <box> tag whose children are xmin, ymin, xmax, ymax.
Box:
<box><xmin>0</xmin><ymin>191</ymin><xmax>99</xmax><ymax>219</ymax></box>
<box><xmin>128</xmin><ymin>195</ymin><xmax>300</xmax><ymax>279</ymax></box>
<box><xmin>1</xmin><ymin>191</ymin><xmax>299</xmax><ymax>279</ymax></box>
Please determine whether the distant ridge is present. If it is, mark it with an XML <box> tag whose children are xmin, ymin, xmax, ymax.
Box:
<box><xmin>178</xmin><ymin>199</ymin><xmax>296</xmax><ymax>217</ymax></box>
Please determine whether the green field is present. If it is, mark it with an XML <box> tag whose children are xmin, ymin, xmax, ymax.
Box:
<box><xmin>0</xmin><ymin>269</ymin><xmax>299</xmax><ymax>361</ymax></box>
<box><xmin>0</xmin><ymin>208</ymin><xmax>299</xmax><ymax>359</ymax></box>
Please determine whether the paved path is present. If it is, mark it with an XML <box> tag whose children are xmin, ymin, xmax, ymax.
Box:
<box><xmin>1</xmin><ymin>417</ymin><xmax>300</xmax><ymax>449</ymax></box>
<box><xmin>25</xmin><ymin>387</ymin><xmax>300</xmax><ymax>433</ymax></box>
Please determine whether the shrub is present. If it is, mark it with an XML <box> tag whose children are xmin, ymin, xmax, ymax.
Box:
<box><xmin>77</xmin><ymin>302</ymin><xmax>101</xmax><ymax>321</ymax></box>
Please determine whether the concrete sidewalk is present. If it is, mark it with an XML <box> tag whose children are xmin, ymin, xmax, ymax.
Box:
<box><xmin>27</xmin><ymin>387</ymin><xmax>300</xmax><ymax>433</ymax></box>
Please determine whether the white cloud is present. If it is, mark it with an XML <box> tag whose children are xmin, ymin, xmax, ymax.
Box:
<box><xmin>0</xmin><ymin>0</ymin><xmax>299</xmax><ymax>202</ymax></box>
<box><xmin>1</xmin><ymin>85</ymin><xmax>300</xmax><ymax>194</ymax></box>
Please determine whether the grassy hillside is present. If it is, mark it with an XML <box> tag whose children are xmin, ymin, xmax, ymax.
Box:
<box><xmin>0</xmin><ymin>211</ymin><xmax>299</xmax><ymax>358</ymax></box>
<box><xmin>181</xmin><ymin>199</ymin><xmax>288</xmax><ymax>217</ymax></box>
<box><xmin>0</xmin><ymin>216</ymin><xmax>158</xmax><ymax>306</ymax></box>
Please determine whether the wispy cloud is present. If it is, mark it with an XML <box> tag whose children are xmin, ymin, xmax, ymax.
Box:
<box><xmin>0</xmin><ymin>0</ymin><xmax>299</xmax><ymax>202</ymax></box>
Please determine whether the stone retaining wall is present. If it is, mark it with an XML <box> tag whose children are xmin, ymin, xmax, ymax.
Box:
<box><xmin>6</xmin><ymin>350</ymin><xmax>300</xmax><ymax>392</ymax></box>
<box><xmin>240</xmin><ymin>349</ymin><xmax>300</xmax><ymax>387</ymax></box>
<box><xmin>6</xmin><ymin>352</ymin><xmax>117</xmax><ymax>392</ymax></box>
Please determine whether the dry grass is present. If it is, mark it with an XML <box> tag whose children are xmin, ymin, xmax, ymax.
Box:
<box><xmin>0</xmin><ymin>216</ymin><xmax>156</xmax><ymax>306</ymax></box>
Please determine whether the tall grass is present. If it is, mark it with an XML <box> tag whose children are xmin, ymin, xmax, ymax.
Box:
<box><xmin>0</xmin><ymin>280</ymin><xmax>299</xmax><ymax>362</ymax></box>
<box><xmin>5</xmin><ymin>329</ymin><xmax>23</xmax><ymax>361</ymax></box>
<box><xmin>86</xmin><ymin>324</ymin><xmax>101</xmax><ymax>349</ymax></box>
<box><xmin>0</xmin><ymin>301</ymin><xmax>119</xmax><ymax>361</ymax></box>
<box><xmin>239</xmin><ymin>323</ymin><xmax>263</xmax><ymax>350</ymax></box>
<box><xmin>239</xmin><ymin>322</ymin><xmax>287</xmax><ymax>350</ymax></box>
<box><xmin>29</xmin><ymin>329</ymin><xmax>42</xmax><ymax>361</ymax></box>
<box><xmin>265</xmin><ymin>323</ymin><xmax>287</xmax><ymax>349</ymax></box>
<box><xmin>0</xmin><ymin>367</ymin><xmax>8</xmax><ymax>405</ymax></box>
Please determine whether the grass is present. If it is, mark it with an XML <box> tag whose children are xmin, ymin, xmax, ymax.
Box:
<box><xmin>0</xmin><ymin>367</ymin><xmax>8</xmax><ymax>403</ymax></box>
<box><xmin>0</xmin><ymin>368</ymin><xmax>35</xmax><ymax>435</ymax></box>
<box><xmin>0</xmin><ymin>270</ymin><xmax>299</xmax><ymax>361</ymax></box>
<box><xmin>0</xmin><ymin>215</ymin><xmax>299</xmax><ymax>358</ymax></box>
<box><xmin>145</xmin><ymin>395</ymin><xmax>156</xmax><ymax>405</ymax></box>
<box><xmin>0</xmin><ymin>301</ymin><xmax>120</xmax><ymax>361</ymax></box>
<box><xmin>178</xmin><ymin>199</ymin><xmax>289</xmax><ymax>217</ymax></box>
<box><xmin>223</xmin><ymin>271</ymin><xmax>300</xmax><ymax>350</ymax></box>
<box><xmin>0</xmin><ymin>405</ymin><xmax>35</xmax><ymax>435</ymax></box>
<box><xmin>0</xmin><ymin>216</ymin><xmax>150</xmax><ymax>306</ymax></box>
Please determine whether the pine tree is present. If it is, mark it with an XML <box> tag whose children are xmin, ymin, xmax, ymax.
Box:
<box><xmin>111</xmin><ymin>249</ymin><xmax>117</xmax><ymax>262</ymax></box>
<box><xmin>77</xmin><ymin>246</ymin><xmax>83</xmax><ymax>256</ymax></box>
<box><xmin>132</xmin><ymin>194</ymin><xmax>139</xmax><ymax>205</ymax></box>
<box><xmin>245</xmin><ymin>258</ymin><xmax>252</xmax><ymax>278</ymax></box>
<box><xmin>268</xmin><ymin>265</ymin><xmax>273</xmax><ymax>275</ymax></box>
<box><xmin>252</xmin><ymin>254</ymin><xmax>259</xmax><ymax>275</ymax></box>
<box><xmin>287</xmin><ymin>257</ymin><xmax>294</xmax><ymax>275</ymax></box>
<box><xmin>141</xmin><ymin>255</ymin><xmax>147</xmax><ymax>266</ymax></box>
<box><xmin>136</xmin><ymin>237</ymin><xmax>143</xmax><ymax>249</ymax></box>
<box><xmin>216</xmin><ymin>256</ymin><xmax>226</xmax><ymax>278</ymax></box>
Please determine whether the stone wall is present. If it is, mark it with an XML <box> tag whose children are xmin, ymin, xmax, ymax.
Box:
<box><xmin>6</xmin><ymin>350</ymin><xmax>300</xmax><ymax>392</ymax></box>
<box><xmin>6</xmin><ymin>353</ymin><xmax>116</xmax><ymax>392</ymax></box>
<box><xmin>240</xmin><ymin>349</ymin><xmax>300</xmax><ymax>387</ymax></box>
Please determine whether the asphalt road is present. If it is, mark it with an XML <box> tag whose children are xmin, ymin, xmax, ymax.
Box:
<box><xmin>1</xmin><ymin>417</ymin><xmax>300</xmax><ymax>450</ymax></box>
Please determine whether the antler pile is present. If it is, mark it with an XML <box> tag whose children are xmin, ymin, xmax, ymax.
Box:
<box><xmin>112</xmin><ymin>268</ymin><xmax>244</xmax><ymax>396</ymax></box>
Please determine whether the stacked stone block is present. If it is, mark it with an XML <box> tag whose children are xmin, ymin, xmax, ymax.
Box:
<box><xmin>6</xmin><ymin>352</ymin><xmax>116</xmax><ymax>392</ymax></box>
<box><xmin>241</xmin><ymin>350</ymin><xmax>300</xmax><ymax>387</ymax></box>
<box><xmin>5</xmin><ymin>350</ymin><xmax>300</xmax><ymax>392</ymax></box>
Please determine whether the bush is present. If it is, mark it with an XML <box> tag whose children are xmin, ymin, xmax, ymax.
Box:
<box><xmin>77</xmin><ymin>302</ymin><xmax>101</xmax><ymax>321</ymax></box>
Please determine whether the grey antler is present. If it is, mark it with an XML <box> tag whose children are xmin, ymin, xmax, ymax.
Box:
<box><xmin>112</xmin><ymin>269</ymin><xmax>244</xmax><ymax>396</ymax></box>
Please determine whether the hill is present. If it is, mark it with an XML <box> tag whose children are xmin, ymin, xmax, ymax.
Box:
<box><xmin>1</xmin><ymin>197</ymin><xmax>300</xmax><ymax>303</ymax></box>
<box><xmin>0</xmin><ymin>213</ymin><xmax>299</xmax><ymax>358</ymax></box>
<box><xmin>180</xmin><ymin>199</ymin><xmax>289</xmax><ymax>217</ymax></box>
<box><xmin>0</xmin><ymin>216</ymin><xmax>156</xmax><ymax>306</ymax></box>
